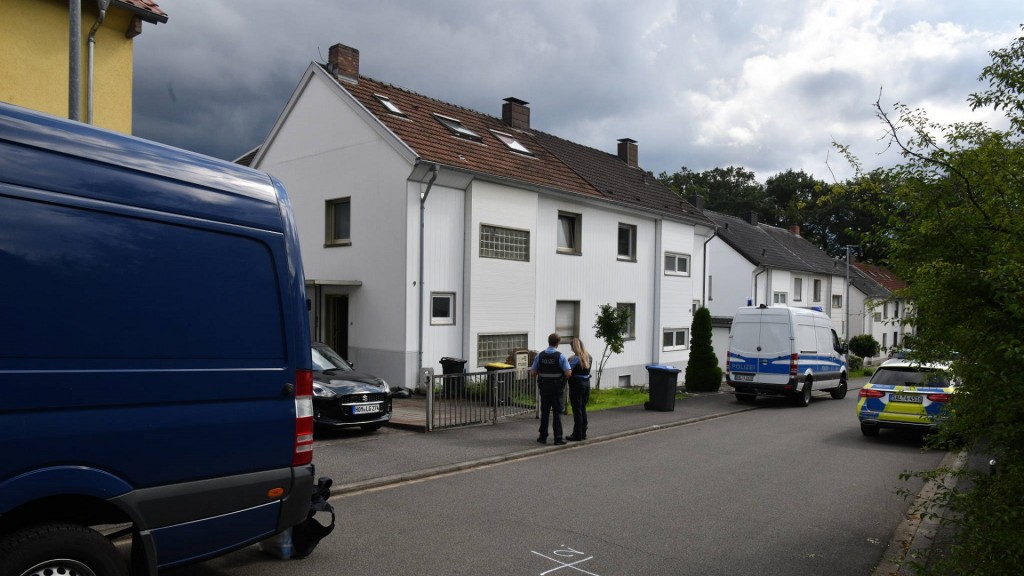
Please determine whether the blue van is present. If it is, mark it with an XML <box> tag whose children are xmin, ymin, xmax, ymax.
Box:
<box><xmin>0</xmin><ymin>102</ymin><xmax>315</xmax><ymax>575</ymax></box>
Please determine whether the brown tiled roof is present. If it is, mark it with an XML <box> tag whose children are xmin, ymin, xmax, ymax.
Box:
<box><xmin>335</xmin><ymin>70</ymin><xmax>601</xmax><ymax>200</ymax></box>
<box><xmin>853</xmin><ymin>261</ymin><xmax>907</xmax><ymax>292</ymax></box>
<box><xmin>328</xmin><ymin>67</ymin><xmax>709</xmax><ymax>225</ymax></box>
<box><xmin>114</xmin><ymin>0</ymin><xmax>168</xmax><ymax>23</ymax></box>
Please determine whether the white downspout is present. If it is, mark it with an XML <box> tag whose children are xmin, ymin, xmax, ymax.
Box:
<box><xmin>701</xmin><ymin>228</ymin><xmax>717</xmax><ymax>305</ymax></box>
<box><xmin>416</xmin><ymin>164</ymin><xmax>439</xmax><ymax>385</ymax></box>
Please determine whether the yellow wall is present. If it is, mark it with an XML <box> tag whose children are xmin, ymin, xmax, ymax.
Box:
<box><xmin>0</xmin><ymin>0</ymin><xmax>137</xmax><ymax>133</ymax></box>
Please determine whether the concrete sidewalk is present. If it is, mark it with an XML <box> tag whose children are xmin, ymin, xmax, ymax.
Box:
<box><xmin>318</xmin><ymin>389</ymin><xmax>750</xmax><ymax>494</ymax></box>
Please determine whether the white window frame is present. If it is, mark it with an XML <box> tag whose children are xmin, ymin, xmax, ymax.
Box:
<box><xmin>663</xmin><ymin>328</ymin><xmax>689</xmax><ymax>351</ymax></box>
<box><xmin>325</xmin><ymin>197</ymin><xmax>351</xmax><ymax>247</ymax></box>
<box><xmin>616</xmin><ymin>302</ymin><xmax>636</xmax><ymax>340</ymax></box>
<box><xmin>617</xmin><ymin>223</ymin><xmax>637</xmax><ymax>261</ymax></box>
<box><xmin>774</xmin><ymin>291</ymin><xmax>787</xmax><ymax>305</ymax></box>
<box><xmin>555</xmin><ymin>301</ymin><xmax>580</xmax><ymax>339</ymax></box>
<box><xmin>832</xmin><ymin>294</ymin><xmax>843</xmax><ymax>309</ymax></box>
<box><xmin>557</xmin><ymin>212</ymin><xmax>582</xmax><ymax>255</ymax></box>
<box><xmin>664</xmin><ymin>252</ymin><xmax>690</xmax><ymax>276</ymax></box>
<box><xmin>793</xmin><ymin>278</ymin><xmax>803</xmax><ymax>302</ymax></box>
<box><xmin>813</xmin><ymin>279</ymin><xmax>822</xmax><ymax>302</ymax></box>
<box><xmin>430</xmin><ymin>292</ymin><xmax>455</xmax><ymax>325</ymax></box>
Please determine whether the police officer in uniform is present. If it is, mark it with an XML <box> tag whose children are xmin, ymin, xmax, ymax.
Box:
<box><xmin>567</xmin><ymin>337</ymin><xmax>593</xmax><ymax>441</ymax></box>
<box><xmin>530</xmin><ymin>332</ymin><xmax>572</xmax><ymax>445</ymax></box>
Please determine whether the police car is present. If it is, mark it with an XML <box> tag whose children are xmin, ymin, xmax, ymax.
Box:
<box><xmin>856</xmin><ymin>358</ymin><xmax>955</xmax><ymax>437</ymax></box>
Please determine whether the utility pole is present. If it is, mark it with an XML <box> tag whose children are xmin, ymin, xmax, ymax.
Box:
<box><xmin>845</xmin><ymin>245</ymin><xmax>858</xmax><ymax>343</ymax></box>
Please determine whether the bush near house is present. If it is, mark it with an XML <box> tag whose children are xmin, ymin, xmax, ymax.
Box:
<box><xmin>848</xmin><ymin>334</ymin><xmax>880</xmax><ymax>359</ymax></box>
<box><xmin>684</xmin><ymin>307</ymin><xmax>722</xmax><ymax>392</ymax></box>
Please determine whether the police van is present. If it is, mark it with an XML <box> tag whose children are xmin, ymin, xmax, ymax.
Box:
<box><xmin>726</xmin><ymin>305</ymin><xmax>848</xmax><ymax>406</ymax></box>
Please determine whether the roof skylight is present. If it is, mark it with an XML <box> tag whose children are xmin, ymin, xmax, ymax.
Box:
<box><xmin>375</xmin><ymin>94</ymin><xmax>404</xmax><ymax>116</ymax></box>
<box><xmin>433</xmin><ymin>114</ymin><xmax>482</xmax><ymax>142</ymax></box>
<box><xmin>491</xmin><ymin>130</ymin><xmax>532</xmax><ymax>155</ymax></box>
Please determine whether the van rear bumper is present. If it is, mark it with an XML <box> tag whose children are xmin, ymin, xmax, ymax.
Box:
<box><xmin>728</xmin><ymin>379</ymin><xmax>798</xmax><ymax>397</ymax></box>
<box><xmin>114</xmin><ymin>464</ymin><xmax>315</xmax><ymax>570</ymax></box>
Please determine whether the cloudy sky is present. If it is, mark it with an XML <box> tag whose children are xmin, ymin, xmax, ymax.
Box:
<box><xmin>132</xmin><ymin>0</ymin><xmax>1021</xmax><ymax>183</ymax></box>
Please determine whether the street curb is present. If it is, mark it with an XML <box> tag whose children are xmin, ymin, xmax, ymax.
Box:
<box><xmin>871</xmin><ymin>449</ymin><xmax>967</xmax><ymax>576</ymax></box>
<box><xmin>329</xmin><ymin>406</ymin><xmax>756</xmax><ymax>498</ymax></box>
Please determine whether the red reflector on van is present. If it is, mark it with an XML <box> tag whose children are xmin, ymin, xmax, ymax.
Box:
<box><xmin>293</xmin><ymin>369</ymin><xmax>314</xmax><ymax>466</ymax></box>
<box><xmin>859</xmin><ymin>388</ymin><xmax>885</xmax><ymax>398</ymax></box>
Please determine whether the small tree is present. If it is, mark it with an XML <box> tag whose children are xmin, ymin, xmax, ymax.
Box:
<box><xmin>847</xmin><ymin>334</ymin><xmax>880</xmax><ymax>359</ymax></box>
<box><xmin>592</xmin><ymin>304</ymin><xmax>632</xmax><ymax>389</ymax></box>
<box><xmin>684</xmin><ymin>307</ymin><xmax>722</xmax><ymax>391</ymax></box>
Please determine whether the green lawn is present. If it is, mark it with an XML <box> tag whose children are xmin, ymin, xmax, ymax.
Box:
<box><xmin>585</xmin><ymin>387</ymin><xmax>687</xmax><ymax>411</ymax></box>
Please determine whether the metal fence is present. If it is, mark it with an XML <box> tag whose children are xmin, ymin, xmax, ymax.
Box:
<box><xmin>426</xmin><ymin>368</ymin><xmax>539</xmax><ymax>431</ymax></box>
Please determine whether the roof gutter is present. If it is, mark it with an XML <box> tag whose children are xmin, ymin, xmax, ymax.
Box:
<box><xmin>416</xmin><ymin>162</ymin><xmax>440</xmax><ymax>386</ymax></box>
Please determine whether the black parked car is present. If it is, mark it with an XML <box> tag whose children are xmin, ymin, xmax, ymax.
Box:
<box><xmin>311</xmin><ymin>342</ymin><xmax>392</xmax><ymax>432</ymax></box>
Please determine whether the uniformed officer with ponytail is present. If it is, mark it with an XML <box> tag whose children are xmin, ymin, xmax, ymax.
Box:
<box><xmin>530</xmin><ymin>332</ymin><xmax>572</xmax><ymax>445</ymax></box>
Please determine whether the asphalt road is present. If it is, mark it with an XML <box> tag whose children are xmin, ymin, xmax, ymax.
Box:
<box><xmin>179</xmin><ymin>390</ymin><xmax>947</xmax><ymax>576</ymax></box>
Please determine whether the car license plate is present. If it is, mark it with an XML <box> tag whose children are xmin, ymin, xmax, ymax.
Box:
<box><xmin>890</xmin><ymin>394</ymin><xmax>922</xmax><ymax>403</ymax></box>
<box><xmin>352</xmin><ymin>404</ymin><xmax>381</xmax><ymax>414</ymax></box>
<box><xmin>733</xmin><ymin>373</ymin><xmax>754</xmax><ymax>382</ymax></box>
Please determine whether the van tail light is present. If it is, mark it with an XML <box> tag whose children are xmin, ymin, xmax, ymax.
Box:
<box><xmin>859</xmin><ymin>388</ymin><xmax>885</xmax><ymax>398</ymax></box>
<box><xmin>789</xmin><ymin>354</ymin><xmax>799</xmax><ymax>377</ymax></box>
<box><xmin>927</xmin><ymin>393</ymin><xmax>951</xmax><ymax>403</ymax></box>
<box><xmin>293</xmin><ymin>369</ymin><xmax>314</xmax><ymax>466</ymax></box>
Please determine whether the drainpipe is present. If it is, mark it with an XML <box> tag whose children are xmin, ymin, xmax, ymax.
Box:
<box><xmin>87</xmin><ymin>0</ymin><xmax>111</xmax><ymax>124</ymax></box>
<box><xmin>69</xmin><ymin>0</ymin><xmax>81</xmax><ymax>120</ymax></box>
<box><xmin>651</xmin><ymin>218</ymin><xmax>664</xmax><ymax>366</ymax></box>
<box><xmin>751</xmin><ymin>267</ymin><xmax>765</xmax><ymax>306</ymax></box>
<box><xmin>701</xmin><ymin>228</ymin><xmax>717</xmax><ymax>305</ymax></box>
<box><xmin>416</xmin><ymin>164</ymin><xmax>440</xmax><ymax>386</ymax></box>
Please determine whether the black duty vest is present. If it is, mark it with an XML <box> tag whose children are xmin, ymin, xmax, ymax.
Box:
<box><xmin>571</xmin><ymin>356</ymin><xmax>592</xmax><ymax>380</ymax></box>
<box><xmin>536</xmin><ymin>350</ymin><xmax>565</xmax><ymax>388</ymax></box>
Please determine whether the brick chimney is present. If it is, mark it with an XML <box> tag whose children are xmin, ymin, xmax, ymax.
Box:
<box><xmin>617</xmin><ymin>138</ymin><xmax>638</xmax><ymax>168</ymax></box>
<box><xmin>789</xmin><ymin>224</ymin><xmax>801</xmax><ymax>235</ymax></box>
<box><xmin>328</xmin><ymin>43</ymin><xmax>359</xmax><ymax>82</ymax></box>
<box><xmin>689</xmin><ymin>194</ymin><xmax>704</xmax><ymax>211</ymax></box>
<box><xmin>502</xmin><ymin>97</ymin><xmax>530</xmax><ymax>130</ymax></box>
<box><xmin>747</xmin><ymin>211</ymin><xmax>758</xmax><ymax>226</ymax></box>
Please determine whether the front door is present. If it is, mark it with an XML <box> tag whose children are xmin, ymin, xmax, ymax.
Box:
<box><xmin>324</xmin><ymin>295</ymin><xmax>349</xmax><ymax>359</ymax></box>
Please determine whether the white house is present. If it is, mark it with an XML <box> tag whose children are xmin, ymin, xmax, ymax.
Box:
<box><xmin>703</xmin><ymin>209</ymin><xmax>849</xmax><ymax>369</ymax></box>
<box><xmin>249</xmin><ymin>43</ymin><xmax>715</xmax><ymax>391</ymax></box>
<box><xmin>851</xmin><ymin>261</ymin><xmax>914</xmax><ymax>361</ymax></box>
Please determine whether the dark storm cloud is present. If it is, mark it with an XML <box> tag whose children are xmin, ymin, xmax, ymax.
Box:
<box><xmin>132</xmin><ymin>0</ymin><xmax>1020</xmax><ymax>181</ymax></box>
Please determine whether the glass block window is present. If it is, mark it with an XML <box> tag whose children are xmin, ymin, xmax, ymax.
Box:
<box><xmin>480</xmin><ymin>224</ymin><xmax>530</xmax><ymax>261</ymax></box>
<box><xmin>477</xmin><ymin>333</ymin><xmax>529</xmax><ymax>365</ymax></box>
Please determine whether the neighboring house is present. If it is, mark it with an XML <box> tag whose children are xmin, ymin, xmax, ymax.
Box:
<box><xmin>703</xmin><ymin>209</ymin><xmax>849</xmax><ymax>369</ymax></box>
<box><xmin>851</xmin><ymin>261</ymin><xmax>914</xmax><ymax>358</ymax></box>
<box><xmin>0</xmin><ymin>0</ymin><xmax>166</xmax><ymax>132</ymax></box>
<box><xmin>249</xmin><ymin>42</ymin><xmax>715</xmax><ymax>391</ymax></box>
